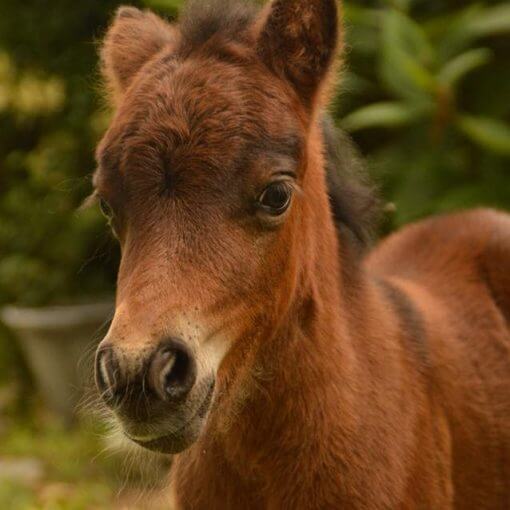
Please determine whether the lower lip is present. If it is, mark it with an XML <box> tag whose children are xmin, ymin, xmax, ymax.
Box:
<box><xmin>127</xmin><ymin>379</ymin><xmax>215</xmax><ymax>454</ymax></box>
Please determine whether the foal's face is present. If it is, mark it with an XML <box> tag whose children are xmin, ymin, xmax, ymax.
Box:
<box><xmin>94</xmin><ymin>0</ymin><xmax>339</xmax><ymax>454</ymax></box>
<box><xmin>95</xmin><ymin>61</ymin><xmax>303</xmax><ymax>452</ymax></box>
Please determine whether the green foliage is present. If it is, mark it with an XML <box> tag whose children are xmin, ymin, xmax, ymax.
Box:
<box><xmin>0</xmin><ymin>0</ymin><xmax>128</xmax><ymax>306</ymax></box>
<box><xmin>0</xmin><ymin>420</ymin><xmax>123</xmax><ymax>510</ymax></box>
<box><xmin>0</xmin><ymin>416</ymin><xmax>169</xmax><ymax>509</ymax></box>
<box><xmin>143</xmin><ymin>0</ymin><xmax>182</xmax><ymax>11</ymax></box>
<box><xmin>337</xmin><ymin>1</ymin><xmax>510</xmax><ymax>226</ymax></box>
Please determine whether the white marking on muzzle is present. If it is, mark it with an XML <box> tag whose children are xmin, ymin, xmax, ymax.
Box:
<box><xmin>202</xmin><ymin>334</ymin><xmax>230</xmax><ymax>374</ymax></box>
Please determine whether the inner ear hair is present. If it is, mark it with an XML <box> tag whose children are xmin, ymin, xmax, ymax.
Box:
<box><xmin>257</xmin><ymin>0</ymin><xmax>340</xmax><ymax>109</ymax></box>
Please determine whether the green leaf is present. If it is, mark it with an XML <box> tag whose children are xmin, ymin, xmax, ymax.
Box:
<box><xmin>382</xmin><ymin>0</ymin><xmax>414</xmax><ymax>13</ymax></box>
<box><xmin>142</xmin><ymin>0</ymin><xmax>182</xmax><ymax>14</ymax></box>
<box><xmin>435</xmin><ymin>4</ymin><xmax>510</xmax><ymax>63</ymax></box>
<box><xmin>343</xmin><ymin>5</ymin><xmax>380</xmax><ymax>28</ymax></box>
<box><xmin>340</xmin><ymin>71</ymin><xmax>377</xmax><ymax>97</ymax></box>
<box><xmin>437</xmin><ymin>48</ymin><xmax>492</xmax><ymax>87</ymax></box>
<box><xmin>457</xmin><ymin>115</ymin><xmax>510</xmax><ymax>156</ymax></box>
<box><xmin>432</xmin><ymin>4</ymin><xmax>485</xmax><ymax>62</ymax></box>
<box><xmin>341</xmin><ymin>102</ymin><xmax>426</xmax><ymax>132</ymax></box>
<box><xmin>380</xmin><ymin>10</ymin><xmax>436</xmax><ymax>101</ymax></box>
<box><xmin>467</xmin><ymin>4</ymin><xmax>510</xmax><ymax>37</ymax></box>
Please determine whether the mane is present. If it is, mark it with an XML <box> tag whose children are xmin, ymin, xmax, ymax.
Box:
<box><xmin>322</xmin><ymin>116</ymin><xmax>380</xmax><ymax>246</ymax></box>
<box><xmin>178</xmin><ymin>0</ymin><xmax>380</xmax><ymax>245</ymax></box>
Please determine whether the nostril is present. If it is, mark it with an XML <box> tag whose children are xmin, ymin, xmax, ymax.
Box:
<box><xmin>150</xmin><ymin>339</ymin><xmax>197</xmax><ymax>402</ymax></box>
<box><xmin>95</xmin><ymin>346</ymin><xmax>120</xmax><ymax>406</ymax></box>
<box><xmin>95</xmin><ymin>348</ymin><xmax>109</xmax><ymax>393</ymax></box>
<box><xmin>163</xmin><ymin>347</ymin><xmax>192</xmax><ymax>399</ymax></box>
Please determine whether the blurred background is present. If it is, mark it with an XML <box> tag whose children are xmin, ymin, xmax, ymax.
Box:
<box><xmin>0</xmin><ymin>0</ymin><xmax>508</xmax><ymax>508</ymax></box>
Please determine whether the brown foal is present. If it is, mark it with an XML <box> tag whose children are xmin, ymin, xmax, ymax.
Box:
<box><xmin>93</xmin><ymin>1</ymin><xmax>510</xmax><ymax>508</ymax></box>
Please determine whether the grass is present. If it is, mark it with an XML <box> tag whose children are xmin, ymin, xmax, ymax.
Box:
<box><xmin>0</xmin><ymin>410</ymin><xmax>171</xmax><ymax>510</ymax></box>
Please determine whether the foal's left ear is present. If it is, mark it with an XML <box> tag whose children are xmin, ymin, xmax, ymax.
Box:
<box><xmin>257</xmin><ymin>0</ymin><xmax>340</xmax><ymax>109</ymax></box>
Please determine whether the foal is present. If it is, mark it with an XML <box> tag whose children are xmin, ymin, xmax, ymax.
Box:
<box><xmin>93</xmin><ymin>0</ymin><xmax>510</xmax><ymax>508</ymax></box>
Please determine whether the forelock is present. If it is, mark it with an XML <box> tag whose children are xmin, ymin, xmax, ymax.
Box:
<box><xmin>178</xmin><ymin>0</ymin><xmax>258</xmax><ymax>52</ymax></box>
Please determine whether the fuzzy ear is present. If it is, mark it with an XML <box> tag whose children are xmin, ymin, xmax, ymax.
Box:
<box><xmin>257</xmin><ymin>0</ymin><xmax>340</xmax><ymax>109</ymax></box>
<box><xmin>101</xmin><ymin>6</ymin><xmax>177</xmax><ymax>99</ymax></box>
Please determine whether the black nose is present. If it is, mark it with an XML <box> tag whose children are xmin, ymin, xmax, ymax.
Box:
<box><xmin>95</xmin><ymin>338</ymin><xmax>197</xmax><ymax>409</ymax></box>
<box><xmin>95</xmin><ymin>345</ymin><xmax>121</xmax><ymax>406</ymax></box>
<box><xmin>148</xmin><ymin>339</ymin><xmax>197</xmax><ymax>401</ymax></box>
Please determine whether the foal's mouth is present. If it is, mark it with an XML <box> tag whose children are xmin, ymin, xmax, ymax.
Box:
<box><xmin>125</xmin><ymin>378</ymin><xmax>215</xmax><ymax>454</ymax></box>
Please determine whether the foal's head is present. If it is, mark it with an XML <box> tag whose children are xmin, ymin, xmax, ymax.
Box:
<box><xmin>94</xmin><ymin>0</ymin><xmax>341</xmax><ymax>454</ymax></box>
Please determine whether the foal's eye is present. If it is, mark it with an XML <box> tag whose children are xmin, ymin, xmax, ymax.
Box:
<box><xmin>259</xmin><ymin>182</ymin><xmax>293</xmax><ymax>216</ymax></box>
<box><xmin>99</xmin><ymin>198</ymin><xmax>114</xmax><ymax>219</ymax></box>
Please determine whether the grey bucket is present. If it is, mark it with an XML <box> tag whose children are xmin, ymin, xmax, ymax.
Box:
<box><xmin>1</xmin><ymin>302</ymin><xmax>113</xmax><ymax>423</ymax></box>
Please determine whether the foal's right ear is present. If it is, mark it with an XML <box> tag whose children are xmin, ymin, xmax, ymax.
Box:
<box><xmin>101</xmin><ymin>6</ymin><xmax>177</xmax><ymax>102</ymax></box>
<box><xmin>257</xmin><ymin>0</ymin><xmax>340</xmax><ymax>109</ymax></box>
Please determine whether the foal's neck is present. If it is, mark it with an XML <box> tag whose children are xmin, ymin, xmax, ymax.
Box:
<box><xmin>173</xmin><ymin>159</ymin><xmax>386</xmax><ymax>508</ymax></box>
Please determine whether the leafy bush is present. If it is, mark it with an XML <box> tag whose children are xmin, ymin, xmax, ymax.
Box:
<box><xmin>336</xmin><ymin>0</ymin><xmax>510</xmax><ymax>226</ymax></box>
<box><xmin>0</xmin><ymin>0</ymin><xmax>129</xmax><ymax>306</ymax></box>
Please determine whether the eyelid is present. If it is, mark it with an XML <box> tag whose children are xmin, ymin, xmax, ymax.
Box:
<box><xmin>271</xmin><ymin>169</ymin><xmax>297</xmax><ymax>180</ymax></box>
<box><xmin>271</xmin><ymin>177</ymin><xmax>301</xmax><ymax>196</ymax></box>
<box><xmin>266</xmin><ymin>170</ymin><xmax>299</xmax><ymax>189</ymax></box>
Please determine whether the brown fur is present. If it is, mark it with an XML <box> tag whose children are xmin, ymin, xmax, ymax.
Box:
<box><xmin>94</xmin><ymin>1</ymin><xmax>510</xmax><ymax>508</ymax></box>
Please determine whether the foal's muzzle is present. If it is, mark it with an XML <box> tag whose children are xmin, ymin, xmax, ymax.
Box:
<box><xmin>95</xmin><ymin>338</ymin><xmax>213</xmax><ymax>453</ymax></box>
<box><xmin>95</xmin><ymin>338</ymin><xmax>197</xmax><ymax>408</ymax></box>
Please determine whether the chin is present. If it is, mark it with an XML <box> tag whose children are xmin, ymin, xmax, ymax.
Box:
<box><xmin>120</xmin><ymin>377</ymin><xmax>215</xmax><ymax>455</ymax></box>
<box><xmin>128</xmin><ymin>414</ymin><xmax>206</xmax><ymax>454</ymax></box>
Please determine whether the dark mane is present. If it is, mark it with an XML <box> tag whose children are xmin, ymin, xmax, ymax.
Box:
<box><xmin>322</xmin><ymin>116</ymin><xmax>380</xmax><ymax>246</ymax></box>
<box><xmin>178</xmin><ymin>0</ymin><xmax>380</xmax><ymax>245</ymax></box>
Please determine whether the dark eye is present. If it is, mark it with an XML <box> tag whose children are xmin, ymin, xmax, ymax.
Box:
<box><xmin>259</xmin><ymin>181</ymin><xmax>293</xmax><ymax>216</ymax></box>
<box><xmin>99</xmin><ymin>198</ymin><xmax>114</xmax><ymax>219</ymax></box>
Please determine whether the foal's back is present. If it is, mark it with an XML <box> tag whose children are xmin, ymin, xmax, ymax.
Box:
<box><xmin>367</xmin><ymin>208</ymin><xmax>510</xmax><ymax>508</ymax></box>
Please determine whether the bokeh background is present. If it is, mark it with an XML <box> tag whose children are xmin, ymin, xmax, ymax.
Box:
<box><xmin>0</xmin><ymin>0</ymin><xmax>509</xmax><ymax>508</ymax></box>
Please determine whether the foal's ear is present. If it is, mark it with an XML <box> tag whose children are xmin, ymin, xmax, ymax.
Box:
<box><xmin>101</xmin><ymin>6</ymin><xmax>176</xmax><ymax>100</ymax></box>
<box><xmin>257</xmin><ymin>0</ymin><xmax>340</xmax><ymax>109</ymax></box>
